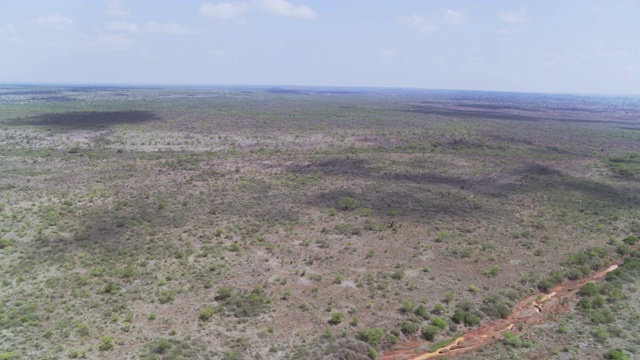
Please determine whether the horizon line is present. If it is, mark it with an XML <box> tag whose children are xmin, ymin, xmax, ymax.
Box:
<box><xmin>1</xmin><ymin>82</ymin><xmax>638</xmax><ymax>98</ymax></box>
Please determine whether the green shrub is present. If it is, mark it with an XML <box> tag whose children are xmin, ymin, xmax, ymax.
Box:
<box><xmin>329</xmin><ymin>312</ymin><xmax>345</xmax><ymax>325</ymax></box>
<box><xmin>386</xmin><ymin>333</ymin><xmax>398</xmax><ymax>347</ymax></box>
<box><xmin>502</xmin><ymin>331</ymin><xmax>522</xmax><ymax>348</ymax></box>
<box><xmin>579</xmin><ymin>282</ymin><xmax>598</xmax><ymax>297</ymax></box>
<box><xmin>400</xmin><ymin>321</ymin><xmax>419</xmax><ymax>335</ymax></box>
<box><xmin>357</xmin><ymin>328</ymin><xmax>385</xmax><ymax>346</ymax></box>
<box><xmin>199</xmin><ymin>308</ymin><xmax>215</xmax><ymax>321</ymax></box>
<box><xmin>369</xmin><ymin>348</ymin><xmax>378</xmax><ymax>359</ymax></box>
<box><xmin>422</xmin><ymin>325</ymin><xmax>439</xmax><ymax>341</ymax></box>
<box><xmin>432</xmin><ymin>303</ymin><xmax>445</xmax><ymax>314</ymax></box>
<box><xmin>99</xmin><ymin>336</ymin><xmax>115</xmax><ymax>351</ymax></box>
<box><xmin>215</xmin><ymin>286</ymin><xmax>271</xmax><ymax>318</ymax></box>
<box><xmin>0</xmin><ymin>238</ymin><xmax>14</xmax><ymax>249</ymax></box>
<box><xmin>623</xmin><ymin>236</ymin><xmax>638</xmax><ymax>245</ymax></box>
<box><xmin>102</xmin><ymin>281</ymin><xmax>118</xmax><ymax>294</ymax></box>
<box><xmin>590</xmin><ymin>308</ymin><xmax>615</xmax><ymax>324</ymax></box>
<box><xmin>451</xmin><ymin>309</ymin><xmax>466</xmax><ymax>324</ymax></box>
<box><xmin>604</xmin><ymin>348</ymin><xmax>629</xmax><ymax>360</ymax></box>
<box><xmin>566</xmin><ymin>267</ymin><xmax>583</xmax><ymax>280</ymax></box>
<box><xmin>76</xmin><ymin>323</ymin><xmax>90</xmax><ymax>337</ymax></box>
<box><xmin>464</xmin><ymin>313</ymin><xmax>481</xmax><ymax>327</ymax></box>
<box><xmin>150</xmin><ymin>339</ymin><xmax>172</xmax><ymax>354</ymax></box>
<box><xmin>391</xmin><ymin>270</ymin><xmax>404</xmax><ymax>280</ymax></box>
<box><xmin>400</xmin><ymin>300</ymin><xmax>413</xmax><ymax>313</ymax></box>
<box><xmin>337</xmin><ymin>196</ymin><xmax>359</xmax><ymax>211</ymax></box>
<box><xmin>431</xmin><ymin>317</ymin><xmax>447</xmax><ymax>330</ymax></box>
<box><xmin>452</xmin><ymin>309</ymin><xmax>481</xmax><ymax>327</ymax></box>
<box><xmin>222</xmin><ymin>350</ymin><xmax>240</xmax><ymax>360</ymax></box>
<box><xmin>158</xmin><ymin>289</ymin><xmax>176</xmax><ymax>304</ymax></box>
<box><xmin>479</xmin><ymin>296</ymin><xmax>511</xmax><ymax>320</ymax></box>
<box><xmin>215</xmin><ymin>287</ymin><xmax>233</xmax><ymax>300</ymax></box>
<box><xmin>484</xmin><ymin>265</ymin><xmax>502</xmax><ymax>277</ymax></box>
<box><xmin>0</xmin><ymin>353</ymin><xmax>17</xmax><ymax>360</ymax></box>
<box><xmin>577</xmin><ymin>298</ymin><xmax>593</xmax><ymax>310</ymax></box>
<box><xmin>592</xmin><ymin>328</ymin><xmax>610</xmax><ymax>343</ymax></box>
<box><xmin>616</xmin><ymin>245</ymin><xmax>629</xmax><ymax>255</ymax></box>
<box><xmin>593</xmin><ymin>294</ymin><xmax>606</xmax><ymax>308</ymax></box>
<box><xmin>415</xmin><ymin>305</ymin><xmax>430</xmax><ymax>319</ymax></box>
<box><xmin>537</xmin><ymin>279</ymin><xmax>557</xmax><ymax>292</ymax></box>
<box><xmin>121</xmin><ymin>266</ymin><xmax>135</xmax><ymax>278</ymax></box>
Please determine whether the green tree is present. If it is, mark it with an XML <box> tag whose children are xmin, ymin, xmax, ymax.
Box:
<box><xmin>337</xmin><ymin>196</ymin><xmax>359</xmax><ymax>211</ymax></box>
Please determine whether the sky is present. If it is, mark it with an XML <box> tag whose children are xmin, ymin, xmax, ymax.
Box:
<box><xmin>1</xmin><ymin>0</ymin><xmax>639</xmax><ymax>95</ymax></box>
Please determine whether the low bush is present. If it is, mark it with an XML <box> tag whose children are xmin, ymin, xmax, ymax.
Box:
<box><xmin>400</xmin><ymin>321</ymin><xmax>419</xmax><ymax>335</ymax></box>
<box><xmin>99</xmin><ymin>336</ymin><xmax>115</xmax><ymax>351</ymax></box>
<box><xmin>357</xmin><ymin>328</ymin><xmax>385</xmax><ymax>346</ymax></box>
<box><xmin>199</xmin><ymin>308</ymin><xmax>215</xmax><ymax>321</ymax></box>
<box><xmin>578</xmin><ymin>282</ymin><xmax>598</xmax><ymax>297</ymax></box>
<box><xmin>502</xmin><ymin>331</ymin><xmax>522</xmax><ymax>348</ymax></box>
<box><xmin>422</xmin><ymin>325</ymin><xmax>439</xmax><ymax>341</ymax></box>
<box><xmin>215</xmin><ymin>286</ymin><xmax>271</xmax><ymax>318</ymax></box>
<box><xmin>431</xmin><ymin>317</ymin><xmax>447</xmax><ymax>330</ymax></box>
<box><xmin>604</xmin><ymin>348</ymin><xmax>629</xmax><ymax>360</ymax></box>
<box><xmin>329</xmin><ymin>312</ymin><xmax>345</xmax><ymax>325</ymax></box>
<box><xmin>150</xmin><ymin>339</ymin><xmax>172</xmax><ymax>354</ymax></box>
<box><xmin>415</xmin><ymin>305</ymin><xmax>430</xmax><ymax>319</ymax></box>
<box><xmin>623</xmin><ymin>235</ymin><xmax>638</xmax><ymax>245</ymax></box>
<box><xmin>337</xmin><ymin>197</ymin><xmax>359</xmax><ymax>211</ymax></box>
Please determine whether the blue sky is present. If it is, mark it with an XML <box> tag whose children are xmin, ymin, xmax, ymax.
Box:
<box><xmin>1</xmin><ymin>0</ymin><xmax>639</xmax><ymax>94</ymax></box>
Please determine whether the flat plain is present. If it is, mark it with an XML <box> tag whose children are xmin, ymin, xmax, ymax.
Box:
<box><xmin>0</xmin><ymin>85</ymin><xmax>639</xmax><ymax>360</ymax></box>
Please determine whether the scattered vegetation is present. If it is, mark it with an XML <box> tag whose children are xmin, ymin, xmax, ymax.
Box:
<box><xmin>1</xmin><ymin>86</ymin><xmax>639</xmax><ymax>359</ymax></box>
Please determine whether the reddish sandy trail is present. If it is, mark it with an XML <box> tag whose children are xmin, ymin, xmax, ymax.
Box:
<box><xmin>381</xmin><ymin>263</ymin><xmax>620</xmax><ymax>360</ymax></box>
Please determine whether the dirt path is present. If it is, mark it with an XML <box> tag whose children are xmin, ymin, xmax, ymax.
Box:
<box><xmin>381</xmin><ymin>264</ymin><xmax>620</xmax><ymax>360</ymax></box>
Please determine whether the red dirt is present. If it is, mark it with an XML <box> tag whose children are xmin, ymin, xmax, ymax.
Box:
<box><xmin>381</xmin><ymin>263</ymin><xmax>621</xmax><ymax>360</ymax></box>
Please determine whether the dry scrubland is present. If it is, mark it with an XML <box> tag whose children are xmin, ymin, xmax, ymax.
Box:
<box><xmin>0</xmin><ymin>85</ymin><xmax>639</xmax><ymax>360</ymax></box>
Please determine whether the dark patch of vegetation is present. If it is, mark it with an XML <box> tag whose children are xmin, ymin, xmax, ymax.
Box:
<box><xmin>214</xmin><ymin>286</ymin><xmax>271</xmax><ymax>318</ymax></box>
<box><xmin>10</xmin><ymin>110</ymin><xmax>158</xmax><ymax>129</ymax></box>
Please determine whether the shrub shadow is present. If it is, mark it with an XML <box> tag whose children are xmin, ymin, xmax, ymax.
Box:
<box><xmin>9</xmin><ymin>110</ymin><xmax>159</xmax><ymax>129</ymax></box>
<box><xmin>400</xmin><ymin>104</ymin><xmax>635</xmax><ymax>126</ymax></box>
<box><xmin>287</xmin><ymin>156</ymin><xmax>639</xmax><ymax>223</ymax></box>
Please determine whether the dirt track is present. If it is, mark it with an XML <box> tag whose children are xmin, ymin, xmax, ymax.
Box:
<box><xmin>381</xmin><ymin>264</ymin><xmax>620</xmax><ymax>360</ymax></box>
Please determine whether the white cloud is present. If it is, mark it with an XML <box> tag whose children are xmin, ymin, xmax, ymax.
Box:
<box><xmin>144</xmin><ymin>22</ymin><xmax>192</xmax><ymax>34</ymax></box>
<box><xmin>398</xmin><ymin>9</ymin><xmax>466</xmax><ymax>33</ymax></box>
<box><xmin>443</xmin><ymin>9</ymin><xmax>467</xmax><ymax>25</ymax></box>
<box><xmin>105</xmin><ymin>20</ymin><xmax>140</xmax><ymax>33</ymax></box>
<box><xmin>199</xmin><ymin>2</ymin><xmax>252</xmax><ymax>19</ymax></box>
<box><xmin>98</xmin><ymin>34</ymin><xmax>136</xmax><ymax>48</ymax></box>
<box><xmin>260</xmin><ymin>0</ymin><xmax>316</xmax><ymax>19</ymax></box>
<box><xmin>30</xmin><ymin>15</ymin><xmax>74</xmax><ymax>28</ymax></box>
<box><xmin>106</xmin><ymin>0</ymin><xmax>129</xmax><ymax>17</ymax></box>
<box><xmin>499</xmin><ymin>8</ymin><xmax>528</xmax><ymax>24</ymax></box>
<box><xmin>106</xmin><ymin>21</ymin><xmax>193</xmax><ymax>35</ymax></box>
<box><xmin>397</xmin><ymin>15</ymin><xmax>438</xmax><ymax>33</ymax></box>
<box><xmin>199</xmin><ymin>0</ymin><xmax>316</xmax><ymax>20</ymax></box>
